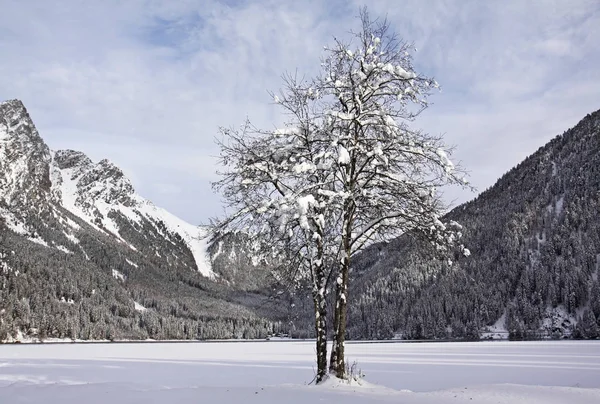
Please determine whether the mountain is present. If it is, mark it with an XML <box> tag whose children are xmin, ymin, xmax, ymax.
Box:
<box><xmin>0</xmin><ymin>99</ymin><xmax>295</xmax><ymax>342</ymax></box>
<box><xmin>3</xmin><ymin>99</ymin><xmax>599</xmax><ymax>343</ymax></box>
<box><xmin>51</xmin><ymin>148</ymin><xmax>214</xmax><ymax>277</ymax></box>
<box><xmin>348</xmin><ymin>109</ymin><xmax>600</xmax><ymax>340</ymax></box>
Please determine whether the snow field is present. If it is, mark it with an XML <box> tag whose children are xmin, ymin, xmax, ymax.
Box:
<box><xmin>0</xmin><ymin>340</ymin><xmax>599</xmax><ymax>403</ymax></box>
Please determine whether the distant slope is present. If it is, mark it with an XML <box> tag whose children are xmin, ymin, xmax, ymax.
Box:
<box><xmin>349</xmin><ymin>109</ymin><xmax>600</xmax><ymax>340</ymax></box>
<box><xmin>0</xmin><ymin>99</ymin><xmax>292</xmax><ymax>342</ymax></box>
<box><xmin>50</xmin><ymin>149</ymin><xmax>213</xmax><ymax>277</ymax></box>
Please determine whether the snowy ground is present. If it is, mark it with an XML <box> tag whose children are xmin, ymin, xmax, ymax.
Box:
<box><xmin>1</xmin><ymin>340</ymin><xmax>599</xmax><ymax>403</ymax></box>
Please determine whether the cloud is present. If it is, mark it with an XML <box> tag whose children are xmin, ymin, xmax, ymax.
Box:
<box><xmin>1</xmin><ymin>0</ymin><xmax>598</xmax><ymax>224</ymax></box>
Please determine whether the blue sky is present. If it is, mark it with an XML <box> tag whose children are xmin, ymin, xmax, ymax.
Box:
<box><xmin>1</xmin><ymin>0</ymin><xmax>599</xmax><ymax>224</ymax></box>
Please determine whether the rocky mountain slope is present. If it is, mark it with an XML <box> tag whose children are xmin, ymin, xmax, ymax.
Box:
<box><xmin>0</xmin><ymin>99</ymin><xmax>294</xmax><ymax>341</ymax></box>
<box><xmin>0</xmin><ymin>99</ymin><xmax>212</xmax><ymax>277</ymax></box>
<box><xmin>348</xmin><ymin>109</ymin><xmax>600</xmax><ymax>340</ymax></box>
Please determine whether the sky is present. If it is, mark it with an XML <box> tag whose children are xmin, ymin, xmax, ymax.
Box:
<box><xmin>1</xmin><ymin>0</ymin><xmax>599</xmax><ymax>225</ymax></box>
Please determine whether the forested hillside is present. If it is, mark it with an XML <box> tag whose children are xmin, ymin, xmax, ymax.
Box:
<box><xmin>349</xmin><ymin>109</ymin><xmax>600</xmax><ymax>340</ymax></box>
<box><xmin>0</xmin><ymin>99</ymin><xmax>294</xmax><ymax>342</ymax></box>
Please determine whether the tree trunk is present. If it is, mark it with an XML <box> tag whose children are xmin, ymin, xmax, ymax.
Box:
<box><xmin>329</xmin><ymin>257</ymin><xmax>349</xmax><ymax>378</ymax></box>
<box><xmin>330</xmin><ymin>212</ymin><xmax>352</xmax><ymax>379</ymax></box>
<box><xmin>313</xmin><ymin>290</ymin><xmax>328</xmax><ymax>383</ymax></box>
<box><xmin>329</xmin><ymin>284</ymin><xmax>340</xmax><ymax>375</ymax></box>
<box><xmin>313</xmin><ymin>221</ymin><xmax>328</xmax><ymax>384</ymax></box>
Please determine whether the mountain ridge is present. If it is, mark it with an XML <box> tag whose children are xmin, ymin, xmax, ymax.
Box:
<box><xmin>0</xmin><ymin>99</ymin><xmax>292</xmax><ymax>342</ymax></box>
<box><xmin>1</xmin><ymin>99</ymin><xmax>214</xmax><ymax>277</ymax></box>
<box><xmin>348</xmin><ymin>107</ymin><xmax>600</xmax><ymax>340</ymax></box>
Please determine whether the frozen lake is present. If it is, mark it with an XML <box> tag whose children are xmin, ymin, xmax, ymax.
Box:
<box><xmin>1</xmin><ymin>340</ymin><xmax>599</xmax><ymax>403</ymax></box>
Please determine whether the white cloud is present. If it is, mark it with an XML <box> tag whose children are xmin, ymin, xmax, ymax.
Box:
<box><xmin>1</xmin><ymin>0</ymin><xmax>599</xmax><ymax>224</ymax></box>
<box><xmin>536</xmin><ymin>39</ymin><xmax>573</xmax><ymax>57</ymax></box>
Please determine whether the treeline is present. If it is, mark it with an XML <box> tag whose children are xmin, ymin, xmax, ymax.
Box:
<box><xmin>348</xmin><ymin>110</ymin><xmax>600</xmax><ymax>340</ymax></box>
<box><xmin>0</xmin><ymin>225</ymin><xmax>296</xmax><ymax>342</ymax></box>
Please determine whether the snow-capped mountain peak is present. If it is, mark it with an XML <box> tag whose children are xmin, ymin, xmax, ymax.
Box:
<box><xmin>52</xmin><ymin>150</ymin><xmax>136</xmax><ymax>212</ymax></box>
<box><xmin>1</xmin><ymin>99</ymin><xmax>214</xmax><ymax>278</ymax></box>
<box><xmin>0</xmin><ymin>99</ymin><xmax>51</xmax><ymax>208</ymax></box>
<box><xmin>50</xmin><ymin>149</ymin><xmax>214</xmax><ymax>278</ymax></box>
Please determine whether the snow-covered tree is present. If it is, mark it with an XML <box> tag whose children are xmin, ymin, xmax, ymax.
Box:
<box><xmin>213</xmin><ymin>8</ymin><xmax>470</xmax><ymax>382</ymax></box>
<box><xmin>316</xmin><ymin>11</ymin><xmax>471</xmax><ymax>377</ymax></box>
<box><xmin>213</xmin><ymin>80</ymin><xmax>340</xmax><ymax>382</ymax></box>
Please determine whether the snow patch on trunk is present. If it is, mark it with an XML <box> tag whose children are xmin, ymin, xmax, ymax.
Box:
<box><xmin>338</xmin><ymin>145</ymin><xmax>351</xmax><ymax>165</ymax></box>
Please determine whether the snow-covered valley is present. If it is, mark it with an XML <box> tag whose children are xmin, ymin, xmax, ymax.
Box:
<box><xmin>1</xmin><ymin>340</ymin><xmax>599</xmax><ymax>403</ymax></box>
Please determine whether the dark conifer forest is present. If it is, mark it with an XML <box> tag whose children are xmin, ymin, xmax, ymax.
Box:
<box><xmin>348</xmin><ymin>110</ymin><xmax>600</xmax><ymax>340</ymax></box>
